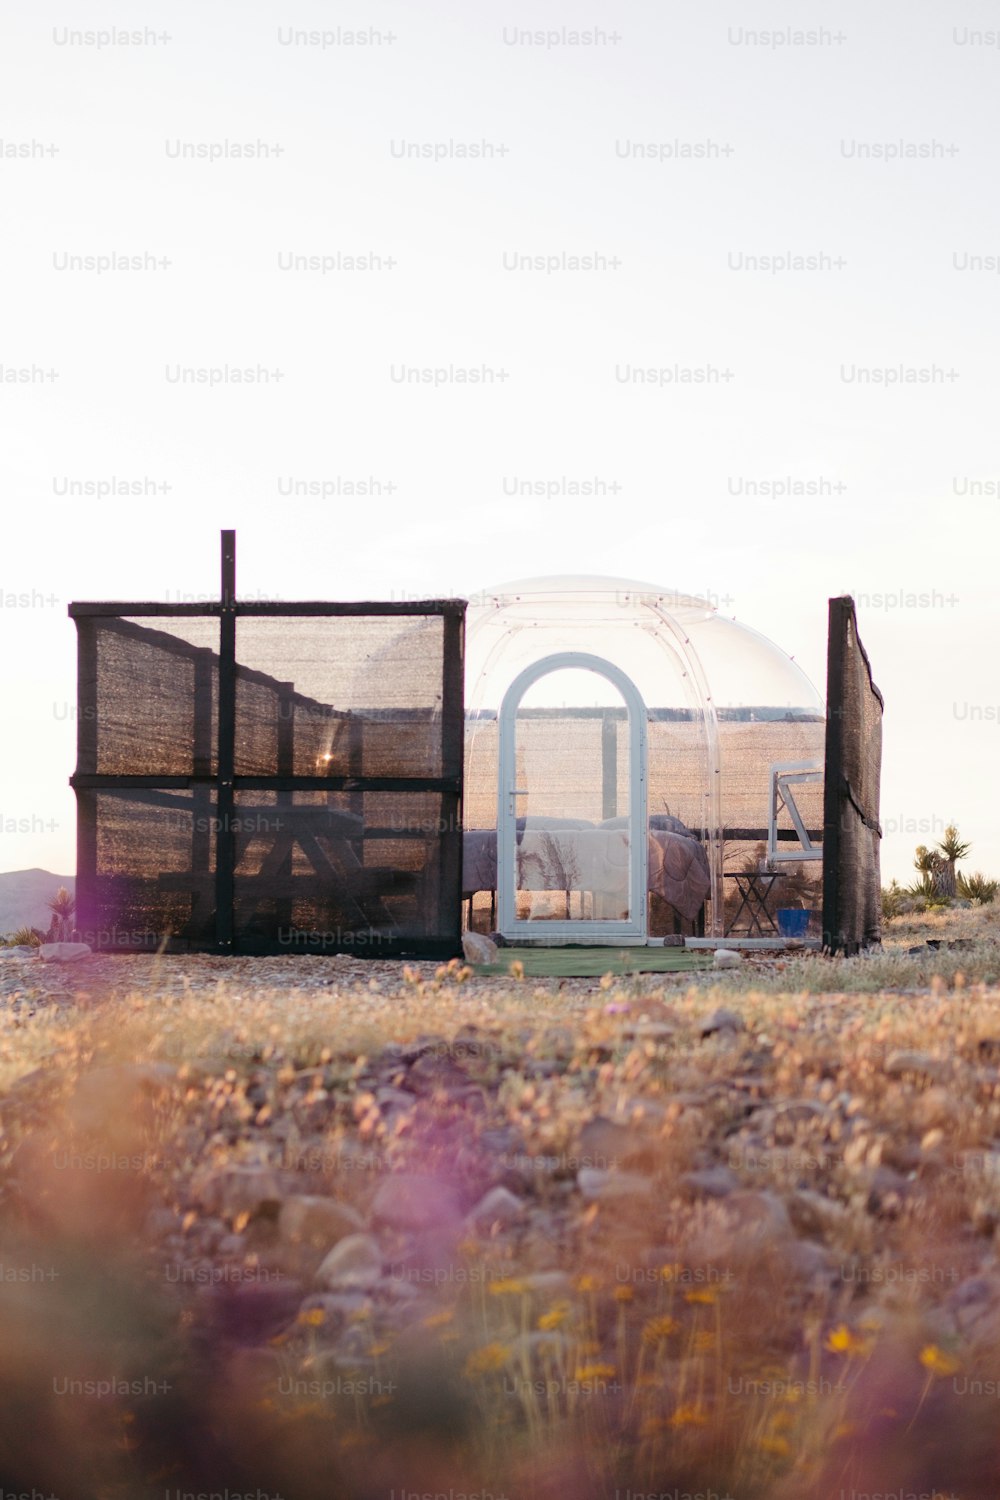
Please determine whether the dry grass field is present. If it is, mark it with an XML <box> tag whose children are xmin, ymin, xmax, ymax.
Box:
<box><xmin>2</xmin><ymin>906</ymin><xmax>1000</xmax><ymax>1499</ymax></box>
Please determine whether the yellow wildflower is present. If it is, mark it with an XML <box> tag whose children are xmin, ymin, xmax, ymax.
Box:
<box><xmin>685</xmin><ymin>1287</ymin><xmax>718</xmax><ymax>1306</ymax></box>
<box><xmin>508</xmin><ymin>960</ymin><xmax>525</xmax><ymax>980</ymax></box>
<box><xmin>537</xmin><ymin>1301</ymin><xmax>572</xmax><ymax>1331</ymax></box>
<box><xmin>297</xmin><ymin>1308</ymin><xmax>326</xmax><ymax>1327</ymax></box>
<box><xmin>464</xmin><ymin>1342</ymin><xmax>511</xmax><ymax>1377</ymax></box>
<box><xmin>575</xmin><ymin>1363</ymin><xmax>617</xmax><ymax>1381</ymax></box>
<box><xmin>643</xmin><ymin>1315</ymin><xmax>681</xmax><ymax>1343</ymax></box>
<box><xmin>825</xmin><ymin>1324</ymin><xmax>870</xmax><ymax>1357</ymax></box>
<box><xmin>613</xmin><ymin>1285</ymin><xmax>634</xmax><ymax>1303</ymax></box>
<box><xmin>919</xmin><ymin>1344</ymin><xmax>960</xmax><ymax>1378</ymax></box>
<box><xmin>575</xmin><ymin>1274</ymin><xmax>600</xmax><ymax>1293</ymax></box>
<box><xmin>669</xmin><ymin>1403</ymin><xmax>709</xmax><ymax>1427</ymax></box>
<box><xmin>489</xmin><ymin>1277</ymin><xmax>529</xmax><ymax>1296</ymax></box>
<box><xmin>422</xmin><ymin>1308</ymin><xmax>455</xmax><ymax>1330</ymax></box>
<box><xmin>757</xmin><ymin>1434</ymin><xmax>792</xmax><ymax>1457</ymax></box>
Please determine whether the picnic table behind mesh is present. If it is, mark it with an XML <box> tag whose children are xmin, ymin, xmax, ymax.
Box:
<box><xmin>462</xmin><ymin>817</ymin><xmax>711</xmax><ymax>923</ymax></box>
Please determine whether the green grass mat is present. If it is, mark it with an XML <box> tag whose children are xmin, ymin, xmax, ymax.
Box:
<box><xmin>473</xmin><ymin>945</ymin><xmax>714</xmax><ymax>978</ymax></box>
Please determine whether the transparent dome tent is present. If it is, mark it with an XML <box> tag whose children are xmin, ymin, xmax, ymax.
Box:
<box><xmin>462</xmin><ymin>576</ymin><xmax>826</xmax><ymax>943</ymax></box>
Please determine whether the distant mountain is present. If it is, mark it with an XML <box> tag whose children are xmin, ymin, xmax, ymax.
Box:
<box><xmin>0</xmin><ymin>868</ymin><xmax>75</xmax><ymax>936</ymax></box>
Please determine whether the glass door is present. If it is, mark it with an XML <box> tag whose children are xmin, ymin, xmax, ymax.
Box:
<box><xmin>497</xmin><ymin>652</ymin><xmax>647</xmax><ymax>943</ymax></box>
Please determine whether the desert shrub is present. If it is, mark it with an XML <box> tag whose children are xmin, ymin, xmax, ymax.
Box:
<box><xmin>46</xmin><ymin>885</ymin><xmax>75</xmax><ymax>940</ymax></box>
<box><xmin>957</xmin><ymin>870</ymin><xmax>998</xmax><ymax>904</ymax></box>
<box><xmin>881</xmin><ymin>880</ymin><xmax>906</xmax><ymax>921</ymax></box>
<box><xmin>2</xmin><ymin>925</ymin><xmax>43</xmax><ymax>947</ymax></box>
<box><xmin>905</xmin><ymin>872</ymin><xmax>950</xmax><ymax>906</ymax></box>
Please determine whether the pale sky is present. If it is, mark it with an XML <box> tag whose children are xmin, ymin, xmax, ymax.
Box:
<box><xmin>2</xmin><ymin>0</ymin><xmax>999</xmax><ymax>886</ymax></box>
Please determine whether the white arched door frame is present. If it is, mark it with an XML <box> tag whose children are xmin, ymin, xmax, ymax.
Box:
<box><xmin>497</xmin><ymin>651</ymin><xmax>648</xmax><ymax>943</ymax></box>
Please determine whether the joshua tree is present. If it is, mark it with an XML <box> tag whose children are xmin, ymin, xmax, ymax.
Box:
<box><xmin>914</xmin><ymin>825</ymin><xmax>971</xmax><ymax>901</ymax></box>
<box><xmin>936</xmin><ymin>824</ymin><xmax>971</xmax><ymax>899</ymax></box>
<box><xmin>46</xmin><ymin>886</ymin><xmax>75</xmax><ymax>942</ymax></box>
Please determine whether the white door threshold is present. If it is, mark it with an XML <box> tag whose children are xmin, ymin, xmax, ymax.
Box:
<box><xmin>685</xmin><ymin>936</ymin><xmax>822</xmax><ymax>951</ymax></box>
<box><xmin>503</xmin><ymin>935</ymin><xmax>649</xmax><ymax>947</ymax></box>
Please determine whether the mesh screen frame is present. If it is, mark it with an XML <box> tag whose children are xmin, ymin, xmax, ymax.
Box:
<box><xmin>822</xmin><ymin>597</ymin><xmax>884</xmax><ymax>954</ymax></box>
<box><xmin>69</xmin><ymin>599</ymin><xmax>465</xmax><ymax>957</ymax></box>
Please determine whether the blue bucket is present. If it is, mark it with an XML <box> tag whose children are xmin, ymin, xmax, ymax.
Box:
<box><xmin>777</xmin><ymin>908</ymin><xmax>810</xmax><ymax>938</ymax></box>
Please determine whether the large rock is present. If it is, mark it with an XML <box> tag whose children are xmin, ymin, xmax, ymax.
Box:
<box><xmin>279</xmin><ymin>1194</ymin><xmax>365</xmax><ymax>1250</ymax></box>
<box><xmin>462</xmin><ymin>932</ymin><xmax>498</xmax><ymax>965</ymax></box>
<box><xmin>713</xmin><ymin>949</ymin><xmax>741</xmax><ymax>970</ymax></box>
<box><xmin>577</xmin><ymin>1116</ymin><xmax>636</xmax><ymax>1168</ymax></box>
<box><xmin>38</xmin><ymin>942</ymin><xmax>92</xmax><ymax>962</ymax></box>
<box><xmin>577</xmin><ymin>1166</ymin><xmax>654</xmax><ymax>1203</ymax></box>
<box><xmin>371</xmin><ymin>1173</ymin><xmax>463</xmax><ymax>1230</ymax></box>
<box><xmin>787</xmin><ymin>1189</ymin><xmax>848</xmax><ymax>1239</ymax></box>
<box><xmin>623</xmin><ymin>1020</ymin><xmax>676</xmax><ymax>1043</ymax></box>
<box><xmin>946</xmin><ymin>1275</ymin><xmax>1000</xmax><ymax>1334</ymax></box>
<box><xmin>680</xmin><ymin>1166</ymin><xmax>740</xmax><ymax>1200</ymax></box>
<box><xmin>700</xmin><ymin>1007</ymin><xmax>746</xmax><ymax>1037</ymax></box>
<box><xmin>315</xmin><ymin>1233</ymin><xmax>384</xmax><ymax>1290</ymax></box>
<box><xmin>784</xmin><ymin>1239</ymin><xmax>838</xmax><ymax>1284</ymax></box>
<box><xmin>725</xmin><ymin>1190</ymin><xmax>793</xmax><ymax>1241</ymax></box>
<box><xmin>866</xmin><ymin>1164</ymin><xmax>912</xmax><ymax>1218</ymax></box>
<box><xmin>194</xmin><ymin>1164</ymin><xmax>286</xmax><ymax>1221</ymax></box>
<box><xmin>465</xmin><ymin>1186</ymin><xmax>526</xmax><ymax>1232</ymax></box>
<box><xmin>404</xmin><ymin>1051</ymin><xmax>470</xmax><ymax>1097</ymax></box>
<box><xmin>884</xmin><ymin>1050</ymin><xmax>947</xmax><ymax>1083</ymax></box>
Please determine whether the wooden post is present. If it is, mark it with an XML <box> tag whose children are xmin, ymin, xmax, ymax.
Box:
<box><xmin>821</xmin><ymin>597</ymin><xmax>848</xmax><ymax>954</ymax></box>
<box><xmin>216</xmin><ymin>530</ymin><xmax>237</xmax><ymax>951</ymax></box>
<box><xmin>74</xmin><ymin>616</ymin><xmax>99</xmax><ymax>945</ymax></box>
<box><xmin>439</xmin><ymin>605</ymin><xmax>465</xmax><ymax>950</ymax></box>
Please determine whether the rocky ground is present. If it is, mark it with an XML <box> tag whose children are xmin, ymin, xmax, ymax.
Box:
<box><xmin>2</xmin><ymin>908</ymin><xmax>1000</xmax><ymax>1498</ymax></box>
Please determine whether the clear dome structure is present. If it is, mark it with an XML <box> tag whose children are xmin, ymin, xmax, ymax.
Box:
<box><xmin>462</xmin><ymin>576</ymin><xmax>825</xmax><ymax>942</ymax></box>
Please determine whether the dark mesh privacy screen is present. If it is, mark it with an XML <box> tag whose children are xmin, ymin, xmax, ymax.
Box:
<box><xmin>76</xmin><ymin>787</ymin><xmax>219</xmax><ymax>947</ymax></box>
<box><xmin>70</xmin><ymin>603</ymin><xmax>465</xmax><ymax>956</ymax></box>
<box><xmin>234</xmin><ymin>617</ymin><xmax>448</xmax><ymax>779</ymax></box>
<box><xmin>76</xmin><ymin>616</ymin><xmax>219</xmax><ymax>776</ymax></box>
<box><xmin>822</xmin><ymin>598</ymin><xmax>884</xmax><ymax>953</ymax></box>
<box><xmin>231</xmin><ymin>790</ymin><xmax>458</xmax><ymax>951</ymax></box>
